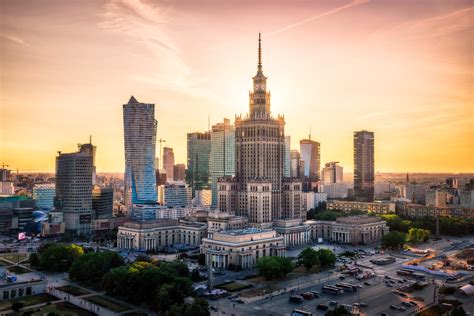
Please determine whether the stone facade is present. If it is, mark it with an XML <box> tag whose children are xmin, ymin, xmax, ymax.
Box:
<box><xmin>201</xmin><ymin>228</ymin><xmax>285</xmax><ymax>269</ymax></box>
<box><xmin>117</xmin><ymin>219</ymin><xmax>207</xmax><ymax>251</ymax></box>
<box><xmin>327</xmin><ymin>200</ymin><xmax>395</xmax><ymax>215</ymax></box>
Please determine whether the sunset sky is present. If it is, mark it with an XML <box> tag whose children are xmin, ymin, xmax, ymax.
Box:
<box><xmin>1</xmin><ymin>0</ymin><xmax>473</xmax><ymax>173</ymax></box>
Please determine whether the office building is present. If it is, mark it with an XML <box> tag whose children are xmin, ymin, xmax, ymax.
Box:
<box><xmin>210</xmin><ymin>118</ymin><xmax>235</xmax><ymax>207</ymax></box>
<box><xmin>33</xmin><ymin>184</ymin><xmax>55</xmax><ymax>209</ymax></box>
<box><xmin>123</xmin><ymin>96</ymin><xmax>158</xmax><ymax>214</ymax></box>
<box><xmin>320</xmin><ymin>183</ymin><xmax>348</xmax><ymax>199</ymax></box>
<box><xmin>425</xmin><ymin>188</ymin><xmax>447</xmax><ymax>207</ymax></box>
<box><xmin>173</xmin><ymin>163</ymin><xmax>186</xmax><ymax>181</ymax></box>
<box><xmin>78</xmin><ymin>139</ymin><xmax>96</xmax><ymax>185</ymax></box>
<box><xmin>162</xmin><ymin>147</ymin><xmax>175</xmax><ymax>181</ymax></box>
<box><xmin>186</xmin><ymin>132</ymin><xmax>211</xmax><ymax>195</ymax></box>
<box><xmin>353</xmin><ymin>130</ymin><xmax>375</xmax><ymax>202</ymax></box>
<box><xmin>0</xmin><ymin>182</ymin><xmax>14</xmax><ymax>195</ymax></box>
<box><xmin>290</xmin><ymin>150</ymin><xmax>303</xmax><ymax>179</ymax></box>
<box><xmin>327</xmin><ymin>200</ymin><xmax>395</xmax><ymax>215</ymax></box>
<box><xmin>300</xmin><ymin>138</ymin><xmax>321</xmax><ymax>180</ymax></box>
<box><xmin>321</xmin><ymin>162</ymin><xmax>343</xmax><ymax>184</ymax></box>
<box><xmin>195</xmin><ymin>189</ymin><xmax>212</xmax><ymax>207</ymax></box>
<box><xmin>55</xmin><ymin>145</ymin><xmax>93</xmax><ymax>235</ymax></box>
<box><xmin>92</xmin><ymin>186</ymin><xmax>113</xmax><ymax>219</ymax></box>
<box><xmin>158</xmin><ymin>183</ymin><xmax>192</xmax><ymax>208</ymax></box>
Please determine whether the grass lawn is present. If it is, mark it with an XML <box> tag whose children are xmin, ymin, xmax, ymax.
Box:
<box><xmin>20</xmin><ymin>302</ymin><xmax>96</xmax><ymax>316</ymax></box>
<box><xmin>215</xmin><ymin>281</ymin><xmax>253</xmax><ymax>292</ymax></box>
<box><xmin>1</xmin><ymin>253</ymin><xmax>28</xmax><ymax>263</ymax></box>
<box><xmin>84</xmin><ymin>295</ymin><xmax>131</xmax><ymax>313</ymax></box>
<box><xmin>0</xmin><ymin>293</ymin><xmax>57</xmax><ymax>311</ymax></box>
<box><xmin>57</xmin><ymin>285</ymin><xmax>91</xmax><ymax>296</ymax></box>
<box><xmin>7</xmin><ymin>265</ymin><xmax>31</xmax><ymax>274</ymax></box>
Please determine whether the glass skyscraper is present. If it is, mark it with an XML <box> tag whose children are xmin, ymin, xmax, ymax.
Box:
<box><xmin>300</xmin><ymin>138</ymin><xmax>320</xmax><ymax>180</ymax></box>
<box><xmin>123</xmin><ymin>96</ymin><xmax>158</xmax><ymax>220</ymax></box>
<box><xmin>353</xmin><ymin>130</ymin><xmax>375</xmax><ymax>202</ymax></box>
<box><xmin>186</xmin><ymin>131</ymin><xmax>211</xmax><ymax>196</ymax></box>
<box><xmin>210</xmin><ymin>118</ymin><xmax>235</xmax><ymax>207</ymax></box>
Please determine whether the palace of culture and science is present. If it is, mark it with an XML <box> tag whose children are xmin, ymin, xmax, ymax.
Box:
<box><xmin>217</xmin><ymin>33</ymin><xmax>304</xmax><ymax>227</ymax></box>
<box><xmin>117</xmin><ymin>35</ymin><xmax>389</xmax><ymax>269</ymax></box>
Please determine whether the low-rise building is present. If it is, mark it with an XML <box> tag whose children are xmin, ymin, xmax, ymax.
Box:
<box><xmin>273</xmin><ymin>219</ymin><xmax>311</xmax><ymax>247</ymax></box>
<box><xmin>201</xmin><ymin>228</ymin><xmax>285</xmax><ymax>269</ymax></box>
<box><xmin>0</xmin><ymin>269</ymin><xmax>47</xmax><ymax>301</ymax></box>
<box><xmin>117</xmin><ymin>219</ymin><xmax>207</xmax><ymax>251</ymax></box>
<box><xmin>327</xmin><ymin>200</ymin><xmax>395</xmax><ymax>214</ymax></box>
<box><xmin>397</xmin><ymin>203</ymin><xmax>474</xmax><ymax>220</ymax></box>
<box><xmin>305</xmin><ymin>215</ymin><xmax>389</xmax><ymax>245</ymax></box>
<box><xmin>207</xmin><ymin>212</ymin><xmax>248</xmax><ymax>238</ymax></box>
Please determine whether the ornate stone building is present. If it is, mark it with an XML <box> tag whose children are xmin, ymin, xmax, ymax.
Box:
<box><xmin>218</xmin><ymin>34</ymin><xmax>303</xmax><ymax>228</ymax></box>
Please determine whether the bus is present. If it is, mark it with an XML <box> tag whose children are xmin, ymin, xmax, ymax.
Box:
<box><xmin>397</xmin><ymin>269</ymin><xmax>413</xmax><ymax>276</ymax></box>
<box><xmin>412</xmin><ymin>273</ymin><xmax>426</xmax><ymax>280</ymax></box>
<box><xmin>335</xmin><ymin>283</ymin><xmax>358</xmax><ymax>292</ymax></box>
<box><xmin>289</xmin><ymin>295</ymin><xmax>304</xmax><ymax>303</ymax></box>
<box><xmin>291</xmin><ymin>309</ymin><xmax>313</xmax><ymax>316</ymax></box>
<box><xmin>341</xmin><ymin>304</ymin><xmax>360</xmax><ymax>315</ymax></box>
<box><xmin>322</xmin><ymin>285</ymin><xmax>344</xmax><ymax>295</ymax></box>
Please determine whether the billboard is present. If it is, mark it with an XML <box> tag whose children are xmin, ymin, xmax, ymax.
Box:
<box><xmin>18</xmin><ymin>232</ymin><xmax>26</xmax><ymax>241</ymax></box>
<box><xmin>79</xmin><ymin>214</ymin><xmax>92</xmax><ymax>224</ymax></box>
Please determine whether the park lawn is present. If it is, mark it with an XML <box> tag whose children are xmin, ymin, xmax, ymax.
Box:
<box><xmin>215</xmin><ymin>281</ymin><xmax>253</xmax><ymax>292</ymax></box>
<box><xmin>0</xmin><ymin>293</ymin><xmax>57</xmax><ymax>311</ymax></box>
<box><xmin>7</xmin><ymin>265</ymin><xmax>31</xmax><ymax>274</ymax></box>
<box><xmin>57</xmin><ymin>285</ymin><xmax>91</xmax><ymax>296</ymax></box>
<box><xmin>1</xmin><ymin>253</ymin><xmax>28</xmax><ymax>263</ymax></box>
<box><xmin>84</xmin><ymin>295</ymin><xmax>131</xmax><ymax>313</ymax></box>
<box><xmin>22</xmin><ymin>302</ymin><xmax>96</xmax><ymax>316</ymax></box>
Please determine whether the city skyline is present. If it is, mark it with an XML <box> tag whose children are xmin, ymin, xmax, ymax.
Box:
<box><xmin>1</xmin><ymin>0</ymin><xmax>473</xmax><ymax>173</ymax></box>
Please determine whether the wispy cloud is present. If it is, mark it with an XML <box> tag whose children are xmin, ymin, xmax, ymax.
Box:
<box><xmin>267</xmin><ymin>0</ymin><xmax>369</xmax><ymax>35</ymax></box>
<box><xmin>98</xmin><ymin>0</ymin><xmax>221</xmax><ymax>103</ymax></box>
<box><xmin>371</xmin><ymin>6</ymin><xmax>474</xmax><ymax>40</ymax></box>
<box><xmin>0</xmin><ymin>34</ymin><xmax>29</xmax><ymax>46</ymax></box>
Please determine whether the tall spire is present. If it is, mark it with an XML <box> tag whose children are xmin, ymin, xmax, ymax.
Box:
<box><xmin>258</xmin><ymin>32</ymin><xmax>262</xmax><ymax>70</ymax></box>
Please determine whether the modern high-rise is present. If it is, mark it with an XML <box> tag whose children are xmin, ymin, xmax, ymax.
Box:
<box><xmin>173</xmin><ymin>163</ymin><xmax>186</xmax><ymax>181</ymax></box>
<box><xmin>123</xmin><ymin>96</ymin><xmax>158</xmax><ymax>219</ymax></box>
<box><xmin>210</xmin><ymin>118</ymin><xmax>235</xmax><ymax>207</ymax></box>
<box><xmin>162</xmin><ymin>147</ymin><xmax>175</xmax><ymax>181</ymax></box>
<box><xmin>55</xmin><ymin>145</ymin><xmax>93</xmax><ymax>235</ymax></box>
<box><xmin>290</xmin><ymin>150</ymin><xmax>304</xmax><ymax>179</ymax></box>
<box><xmin>353</xmin><ymin>130</ymin><xmax>375</xmax><ymax>202</ymax></box>
<box><xmin>284</xmin><ymin>136</ymin><xmax>291</xmax><ymax>178</ymax></box>
<box><xmin>300</xmin><ymin>138</ymin><xmax>320</xmax><ymax>180</ymax></box>
<box><xmin>321</xmin><ymin>162</ymin><xmax>343</xmax><ymax>184</ymax></box>
<box><xmin>186</xmin><ymin>132</ymin><xmax>211</xmax><ymax>196</ymax></box>
<box><xmin>78</xmin><ymin>139</ymin><xmax>96</xmax><ymax>185</ymax></box>
<box><xmin>33</xmin><ymin>184</ymin><xmax>55</xmax><ymax>209</ymax></box>
<box><xmin>218</xmin><ymin>34</ymin><xmax>303</xmax><ymax>227</ymax></box>
<box><xmin>92</xmin><ymin>186</ymin><xmax>113</xmax><ymax>219</ymax></box>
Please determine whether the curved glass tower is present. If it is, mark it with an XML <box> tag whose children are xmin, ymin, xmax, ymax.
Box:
<box><xmin>123</xmin><ymin>96</ymin><xmax>158</xmax><ymax>220</ymax></box>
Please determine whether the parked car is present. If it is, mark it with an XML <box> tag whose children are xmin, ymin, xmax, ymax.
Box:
<box><xmin>364</xmin><ymin>282</ymin><xmax>371</xmax><ymax>286</ymax></box>
<box><xmin>310</xmin><ymin>291</ymin><xmax>320</xmax><ymax>297</ymax></box>
<box><xmin>316</xmin><ymin>304</ymin><xmax>329</xmax><ymax>311</ymax></box>
<box><xmin>390</xmin><ymin>305</ymin><xmax>398</xmax><ymax>310</ymax></box>
<box><xmin>360</xmin><ymin>303</ymin><xmax>368</xmax><ymax>307</ymax></box>
<box><xmin>329</xmin><ymin>301</ymin><xmax>338</xmax><ymax>306</ymax></box>
<box><xmin>401</xmin><ymin>302</ymin><xmax>412</xmax><ymax>307</ymax></box>
<box><xmin>302</xmin><ymin>292</ymin><xmax>314</xmax><ymax>299</ymax></box>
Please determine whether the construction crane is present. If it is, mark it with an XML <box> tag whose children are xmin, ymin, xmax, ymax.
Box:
<box><xmin>158</xmin><ymin>138</ymin><xmax>166</xmax><ymax>170</ymax></box>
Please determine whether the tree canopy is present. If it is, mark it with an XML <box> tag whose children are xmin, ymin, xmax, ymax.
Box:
<box><xmin>69</xmin><ymin>250</ymin><xmax>124</xmax><ymax>284</ymax></box>
<box><xmin>39</xmin><ymin>243</ymin><xmax>84</xmax><ymax>272</ymax></box>
<box><xmin>406</xmin><ymin>227</ymin><xmax>431</xmax><ymax>244</ymax></box>
<box><xmin>256</xmin><ymin>256</ymin><xmax>294</xmax><ymax>280</ymax></box>
<box><xmin>382</xmin><ymin>231</ymin><xmax>407</xmax><ymax>249</ymax></box>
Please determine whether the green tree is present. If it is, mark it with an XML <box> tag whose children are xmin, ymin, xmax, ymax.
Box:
<box><xmin>156</xmin><ymin>284</ymin><xmax>172</xmax><ymax>313</ymax></box>
<box><xmin>382</xmin><ymin>231</ymin><xmax>407</xmax><ymax>249</ymax></box>
<box><xmin>69</xmin><ymin>251</ymin><xmax>124</xmax><ymax>284</ymax></box>
<box><xmin>39</xmin><ymin>244</ymin><xmax>84</xmax><ymax>272</ymax></box>
<box><xmin>256</xmin><ymin>256</ymin><xmax>294</xmax><ymax>280</ymax></box>
<box><xmin>298</xmin><ymin>247</ymin><xmax>319</xmax><ymax>271</ymax></box>
<box><xmin>316</xmin><ymin>248</ymin><xmax>337</xmax><ymax>268</ymax></box>
<box><xmin>407</xmin><ymin>228</ymin><xmax>430</xmax><ymax>244</ymax></box>
<box><xmin>29</xmin><ymin>253</ymin><xmax>40</xmax><ymax>267</ymax></box>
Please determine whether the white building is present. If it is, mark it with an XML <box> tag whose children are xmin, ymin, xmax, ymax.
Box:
<box><xmin>320</xmin><ymin>183</ymin><xmax>348</xmax><ymax>199</ymax></box>
<box><xmin>0</xmin><ymin>182</ymin><xmax>14</xmax><ymax>195</ymax></box>
<box><xmin>303</xmin><ymin>192</ymin><xmax>328</xmax><ymax>211</ymax></box>
<box><xmin>321</xmin><ymin>162</ymin><xmax>343</xmax><ymax>185</ymax></box>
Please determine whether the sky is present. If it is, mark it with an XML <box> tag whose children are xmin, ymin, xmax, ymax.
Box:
<box><xmin>0</xmin><ymin>0</ymin><xmax>473</xmax><ymax>173</ymax></box>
